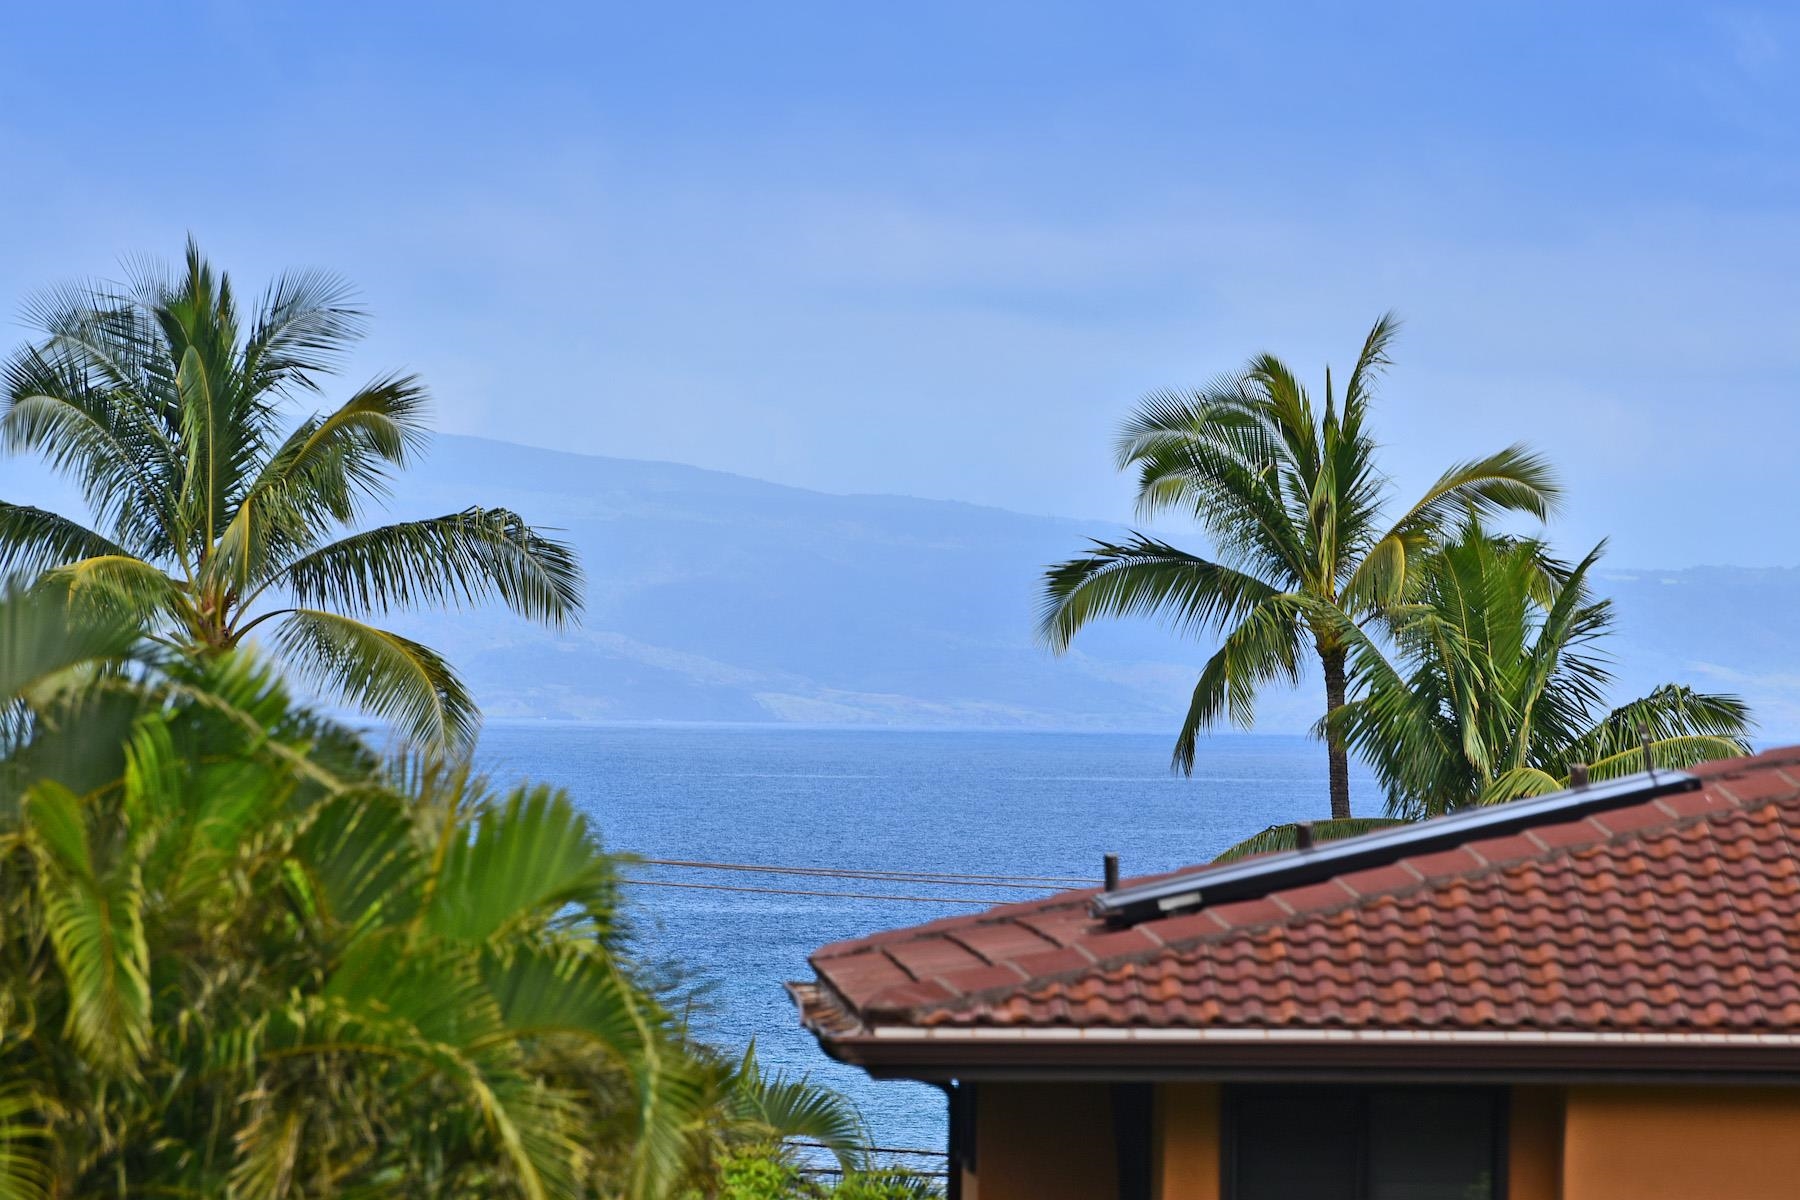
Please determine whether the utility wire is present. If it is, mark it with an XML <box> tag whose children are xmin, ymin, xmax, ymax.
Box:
<box><xmin>636</xmin><ymin>857</ymin><xmax>1098</xmax><ymax>888</ymax></box>
<box><xmin>790</xmin><ymin>1141</ymin><xmax>946</xmax><ymax>1157</ymax></box>
<box><xmin>619</xmin><ymin>877</ymin><xmax>1016</xmax><ymax>905</ymax></box>
<box><xmin>800</xmin><ymin>1167</ymin><xmax>949</xmax><ymax>1178</ymax></box>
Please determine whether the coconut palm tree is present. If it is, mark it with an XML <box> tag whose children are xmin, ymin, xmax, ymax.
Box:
<box><xmin>1333</xmin><ymin>522</ymin><xmax>1753</xmax><ymax>818</ymax></box>
<box><xmin>0</xmin><ymin>240</ymin><xmax>581</xmax><ymax>749</ymax></box>
<box><xmin>0</xmin><ymin>588</ymin><xmax>884</xmax><ymax>1199</ymax></box>
<box><xmin>1040</xmin><ymin>315</ymin><xmax>1560</xmax><ymax>819</ymax></box>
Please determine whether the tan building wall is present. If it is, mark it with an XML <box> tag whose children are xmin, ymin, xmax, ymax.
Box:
<box><xmin>1562</xmin><ymin>1086</ymin><xmax>1800</xmax><ymax>1200</ymax></box>
<box><xmin>969</xmin><ymin>1082</ymin><xmax>1119</xmax><ymax>1200</ymax></box>
<box><xmin>967</xmin><ymin>1082</ymin><xmax>1223</xmax><ymax>1200</ymax></box>
<box><xmin>1154</xmin><ymin>1084</ymin><xmax>1221</xmax><ymax>1200</ymax></box>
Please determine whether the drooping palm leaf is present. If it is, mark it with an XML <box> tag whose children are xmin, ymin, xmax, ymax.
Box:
<box><xmin>272</xmin><ymin>608</ymin><xmax>477</xmax><ymax>750</ymax></box>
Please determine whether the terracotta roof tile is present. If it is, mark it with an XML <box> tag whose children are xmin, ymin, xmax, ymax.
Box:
<box><xmin>805</xmin><ymin>747</ymin><xmax>1800</xmax><ymax>1037</ymax></box>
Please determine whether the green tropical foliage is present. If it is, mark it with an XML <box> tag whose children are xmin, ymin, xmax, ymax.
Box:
<box><xmin>1212</xmin><ymin>817</ymin><xmax>1409</xmax><ymax>863</ymax></box>
<box><xmin>701</xmin><ymin>1146</ymin><xmax>939</xmax><ymax>1200</ymax></box>
<box><xmin>0</xmin><ymin>241</ymin><xmax>582</xmax><ymax>750</ymax></box>
<box><xmin>1040</xmin><ymin>315</ymin><xmax>1560</xmax><ymax>818</ymax></box>
<box><xmin>721</xmin><ymin>1046</ymin><xmax>870</xmax><ymax>1172</ymax></box>
<box><xmin>1332</xmin><ymin>523</ymin><xmax>1753</xmax><ymax>818</ymax></box>
<box><xmin>0</xmin><ymin>587</ymin><xmax>886</xmax><ymax>1199</ymax></box>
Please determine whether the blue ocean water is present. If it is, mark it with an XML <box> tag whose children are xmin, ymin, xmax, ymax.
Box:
<box><xmin>474</xmin><ymin>725</ymin><xmax>1373</xmax><ymax>1157</ymax></box>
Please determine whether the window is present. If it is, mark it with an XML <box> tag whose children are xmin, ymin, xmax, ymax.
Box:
<box><xmin>1225</xmin><ymin>1085</ymin><xmax>1504</xmax><ymax>1200</ymax></box>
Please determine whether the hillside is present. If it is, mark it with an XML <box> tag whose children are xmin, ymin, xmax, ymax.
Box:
<box><xmin>7</xmin><ymin>432</ymin><xmax>1800</xmax><ymax>740</ymax></box>
<box><xmin>379</xmin><ymin>436</ymin><xmax>1239</xmax><ymax>730</ymax></box>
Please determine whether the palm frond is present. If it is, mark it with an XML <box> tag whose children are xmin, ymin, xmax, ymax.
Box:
<box><xmin>0</xmin><ymin>503</ymin><xmax>131</xmax><ymax>580</ymax></box>
<box><xmin>22</xmin><ymin>781</ymin><xmax>152</xmax><ymax>1073</ymax></box>
<box><xmin>40</xmin><ymin>555</ymin><xmax>183</xmax><ymax>631</ymax></box>
<box><xmin>727</xmin><ymin>1045</ymin><xmax>868</xmax><ymax>1172</ymax></box>
<box><xmin>1172</xmin><ymin>594</ymin><xmax>1306</xmax><ymax>772</ymax></box>
<box><xmin>1038</xmin><ymin>535</ymin><xmax>1277</xmax><ymax>651</ymax></box>
<box><xmin>0</xmin><ymin>582</ymin><xmax>141</xmax><ymax>707</ymax></box>
<box><xmin>424</xmin><ymin>786</ymin><xmax>617</xmax><ymax>943</ymax></box>
<box><xmin>0</xmin><ymin>1085</ymin><xmax>50</xmax><ymax>1200</ymax></box>
<box><xmin>1477</xmin><ymin>766</ymin><xmax>1566</xmax><ymax>805</ymax></box>
<box><xmin>1560</xmin><ymin>685</ymin><xmax>1754</xmax><ymax>772</ymax></box>
<box><xmin>1213</xmin><ymin>817</ymin><xmax>1410</xmax><ymax>863</ymax></box>
<box><xmin>290</xmin><ymin>788</ymin><xmax>423</xmax><ymax>936</ymax></box>
<box><xmin>1583</xmin><ymin>735</ymin><xmax>1751</xmax><ymax>782</ymax></box>
<box><xmin>0</xmin><ymin>383</ymin><xmax>173</xmax><ymax>554</ymax></box>
<box><xmin>1386</xmin><ymin>444</ymin><xmax>1562</xmax><ymax>545</ymax></box>
<box><xmin>271</xmin><ymin>609</ymin><xmax>476</xmax><ymax>750</ymax></box>
<box><xmin>221</xmin><ymin>374</ymin><xmax>433</xmax><ymax>588</ymax></box>
<box><xmin>1339</xmin><ymin>311</ymin><xmax>1401</xmax><ymax>411</ymax></box>
<box><xmin>279</xmin><ymin>507</ymin><xmax>583</xmax><ymax>627</ymax></box>
<box><xmin>242</xmin><ymin>267</ymin><xmax>366</xmax><ymax>397</ymax></box>
<box><xmin>1117</xmin><ymin>385</ymin><xmax>1309</xmax><ymax>583</ymax></box>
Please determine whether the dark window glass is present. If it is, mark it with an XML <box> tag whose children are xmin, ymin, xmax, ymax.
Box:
<box><xmin>1366</xmin><ymin>1090</ymin><xmax>1496</xmax><ymax>1200</ymax></box>
<box><xmin>1228</xmin><ymin>1086</ymin><xmax>1500</xmax><ymax>1200</ymax></box>
<box><xmin>1230</xmin><ymin>1087</ymin><xmax>1359</xmax><ymax>1200</ymax></box>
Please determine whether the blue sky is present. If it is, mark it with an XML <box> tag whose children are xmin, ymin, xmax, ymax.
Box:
<box><xmin>2</xmin><ymin>2</ymin><xmax>1797</xmax><ymax>564</ymax></box>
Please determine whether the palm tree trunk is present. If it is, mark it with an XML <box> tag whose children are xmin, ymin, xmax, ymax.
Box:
<box><xmin>1322</xmin><ymin>646</ymin><xmax>1351</xmax><ymax>820</ymax></box>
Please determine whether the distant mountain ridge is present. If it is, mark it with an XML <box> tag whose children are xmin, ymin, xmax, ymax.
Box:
<box><xmin>377</xmin><ymin>436</ymin><xmax>1800</xmax><ymax>743</ymax></box>
<box><xmin>8</xmin><ymin>433</ymin><xmax>1800</xmax><ymax>740</ymax></box>
<box><xmin>378</xmin><ymin>435</ymin><xmax>1232</xmax><ymax>731</ymax></box>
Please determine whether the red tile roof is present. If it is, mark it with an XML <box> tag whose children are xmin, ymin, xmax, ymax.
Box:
<box><xmin>798</xmin><ymin>748</ymin><xmax>1800</xmax><ymax>1057</ymax></box>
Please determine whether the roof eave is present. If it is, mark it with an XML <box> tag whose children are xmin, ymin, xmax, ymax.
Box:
<box><xmin>811</xmin><ymin>1023</ymin><xmax>1800</xmax><ymax>1084</ymax></box>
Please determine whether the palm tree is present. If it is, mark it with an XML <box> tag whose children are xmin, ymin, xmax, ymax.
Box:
<box><xmin>1333</xmin><ymin>522</ymin><xmax>1753</xmax><ymax>818</ymax></box>
<box><xmin>0</xmin><ymin>240</ymin><xmax>581</xmax><ymax>749</ymax></box>
<box><xmin>1040</xmin><ymin>315</ymin><xmax>1560</xmax><ymax>819</ymax></box>
<box><xmin>0</xmin><ymin>626</ymin><xmax>692</xmax><ymax>1196</ymax></box>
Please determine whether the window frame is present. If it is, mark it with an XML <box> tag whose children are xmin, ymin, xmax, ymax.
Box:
<box><xmin>1219</xmin><ymin>1083</ymin><xmax>1511</xmax><ymax>1200</ymax></box>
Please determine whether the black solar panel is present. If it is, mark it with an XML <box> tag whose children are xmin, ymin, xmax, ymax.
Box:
<box><xmin>1092</xmin><ymin>768</ymin><xmax>1702</xmax><ymax>926</ymax></box>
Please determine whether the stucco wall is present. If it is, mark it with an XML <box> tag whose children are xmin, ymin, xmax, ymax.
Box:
<box><xmin>971</xmin><ymin>1082</ymin><xmax>1119</xmax><ymax>1200</ymax></box>
<box><xmin>1562</xmin><ymin>1086</ymin><xmax>1800</xmax><ymax>1200</ymax></box>
<box><xmin>1154</xmin><ymin>1084</ymin><xmax>1221</xmax><ymax>1200</ymax></box>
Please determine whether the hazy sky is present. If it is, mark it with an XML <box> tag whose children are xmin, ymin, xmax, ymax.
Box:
<box><xmin>2</xmin><ymin>2</ymin><xmax>1797</xmax><ymax>565</ymax></box>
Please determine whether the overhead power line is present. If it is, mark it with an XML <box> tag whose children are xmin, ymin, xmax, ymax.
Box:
<box><xmin>790</xmin><ymin>1141</ymin><xmax>947</xmax><ymax>1158</ymax></box>
<box><xmin>619</xmin><ymin>877</ymin><xmax>1016</xmax><ymax>905</ymax></box>
<box><xmin>636</xmin><ymin>857</ymin><xmax>1098</xmax><ymax>888</ymax></box>
<box><xmin>801</xmin><ymin>1167</ymin><xmax>950</xmax><ymax>1178</ymax></box>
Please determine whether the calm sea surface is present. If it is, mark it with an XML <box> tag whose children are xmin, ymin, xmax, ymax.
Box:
<box><xmin>474</xmin><ymin>725</ymin><xmax>1373</xmax><ymax>1157</ymax></box>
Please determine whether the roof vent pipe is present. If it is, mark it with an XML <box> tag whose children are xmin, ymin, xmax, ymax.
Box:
<box><xmin>1569</xmin><ymin>763</ymin><xmax>1590</xmax><ymax>790</ymax></box>
<box><xmin>1103</xmin><ymin>853</ymin><xmax>1120</xmax><ymax>893</ymax></box>
<box><xmin>1294</xmin><ymin>822</ymin><xmax>1314</xmax><ymax>850</ymax></box>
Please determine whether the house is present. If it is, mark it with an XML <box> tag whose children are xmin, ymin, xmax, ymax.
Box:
<box><xmin>792</xmin><ymin>747</ymin><xmax>1800</xmax><ymax>1200</ymax></box>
